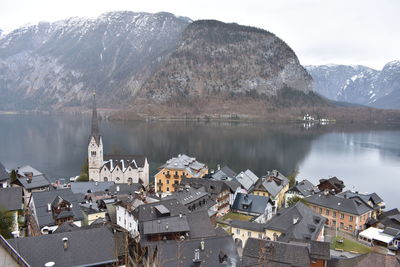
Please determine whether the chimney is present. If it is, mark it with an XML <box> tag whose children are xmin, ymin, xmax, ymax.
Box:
<box><xmin>200</xmin><ymin>240</ymin><xmax>205</xmax><ymax>251</ymax></box>
<box><xmin>47</xmin><ymin>203</ymin><xmax>51</xmax><ymax>212</ymax></box>
<box><xmin>165</xmin><ymin>223</ymin><xmax>169</xmax><ymax>230</ymax></box>
<box><xmin>62</xmin><ymin>237</ymin><xmax>68</xmax><ymax>250</ymax></box>
<box><xmin>116</xmin><ymin>185</ymin><xmax>120</xmax><ymax>192</ymax></box>
<box><xmin>27</xmin><ymin>172</ymin><xmax>33</xmax><ymax>183</ymax></box>
<box><xmin>217</xmin><ymin>164</ymin><xmax>221</xmax><ymax>171</ymax></box>
<box><xmin>324</xmin><ymin>189</ymin><xmax>329</xmax><ymax>195</ymax></box>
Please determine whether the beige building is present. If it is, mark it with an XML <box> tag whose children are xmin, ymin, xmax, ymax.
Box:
<box><xmin>155</xmin><ymin>154</ymin><xmax>208</xmax><ymax>194</ymax></box>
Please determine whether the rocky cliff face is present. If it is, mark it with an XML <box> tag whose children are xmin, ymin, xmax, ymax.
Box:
<box><xmin>0</xmin><ymin>13</ymin><xmax>314</xmax><ymax>113</ymax></box>
<box><xmin>0</xmin><ymin>11</ymin><xmax>191</xmax><ymax>110</ymax></box>
<box><xmin>137</xmin><ymin>20</ymin><xmax>312</xmax><ymax>104</ymax></box>
<box><xmin>307</xmin><ymin>61</ymin><xmax>400</xmax><ymax>109</ymax></box>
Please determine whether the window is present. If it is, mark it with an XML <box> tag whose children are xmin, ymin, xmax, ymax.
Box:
<box><xmin>104</xmin><ymin>177</ymin><xmax>108</xmax><ymax>181</ymax></box>
<box><xmin>319</xmin><ymin>208</ymin><xmax>322</xmax><ymax>214</ymax></box>
<box><xmin>326</xmin><ymin>209</ymin><xmax>330</xmax><ymax>216</ymax></box>
<box><xmin>130</xmin><ymin>223</ymin><xmax>132</xmax><ymax>228</ymax></box>
<box><xmin>248</xmin><ymin>231</ymin><xmax>251</xmax><ymax>237</ymax></box>
<box><xmin>333</xmin><ymin>220</ymin><xmax>336</xmax><ymax>226</ymax></box>
<box><xmin>118</xmin><ymin>216</ymin><xmax>121</xmax><ymax>222</ymax></box>
<box><xmin>340</xmin><ymin>222</ymin><xmax>344</xmax><ymax>228</ymax></box>
<box><xmin>127</xmin><ymin>178</ymin><xmax>133</xmax><ymax>184</ymax></box>
<box><xmin>91</xmin><ymin>151</ymin><xmax>96</xmax><ymax>156</ymax></box>
<box><xmin>236</xmin><ymin>229</ymin><xmax>240</xmax><ymax>234</ymax></box>
<box><xmin>333</xmin><ymin>212</ymin><xmax>337</xmax><ymax>218</ymax></box>
<box><xmin>349</xmin><ymin>216</ymin><xmax>353</xmax><ymax>222</ymax></box>
<box><xmin>340</xmin><ymin>213</ymin><xmax>344</xmax><ymax>219</ymax></box>
<box><xmin>258</xmin><ymin>233</ymin><xmax>263</xmax><ymax>238</ymax></box>
<box><xmin>116</xmin><ymin>177</ymin><xmax>120</xmax><ymax>181</ymax></box>
<box><xmin>167</xmin><ymin>180</ymin><xmax>170</xmax><ymax>184</ymax></box>
<box><xmin>166</xmin><ymin>187</ymin><xmax>169</xmax><ymax>192</ymax></box>
<box><xmin>159</xmin><ymin>180</ymin><xmax>162</xmax><ymax>184</ymax></box>
<box><xmin>349</xmin><ymin>225</ymin><xmax>353</xmax><ymax>231</ymax></box>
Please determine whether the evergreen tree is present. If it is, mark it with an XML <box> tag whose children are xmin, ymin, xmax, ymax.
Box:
<box><xmin>0</xmin><ymin>207</ymin><xmax>13</xmax><ymax>239</ymax></box>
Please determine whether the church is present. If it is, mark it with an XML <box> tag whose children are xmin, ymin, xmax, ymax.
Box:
<box><xmin>87</xmin><ymin>94</ymin><xmax>149</xmax><ymax>186</ymax></box>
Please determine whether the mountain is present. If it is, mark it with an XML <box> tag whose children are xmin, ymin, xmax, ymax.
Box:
<box><xmin>306</xmin><ymin>61</ymin><xmax>400</xmax><ymax>109</ymax></box>
<box><xmin>0</xmin><ymin>11</ymin><xmax>191</xmax><ymax>110</ymax></box>
<box><xmin>0</xmin><ymin>12</ymin><xmax>316</xmax><ymax>116</ymax></box>
<box><xmin>136</xmin><ymin>20</ymin><xmax>312</xmax><ymax>103</ymax></box>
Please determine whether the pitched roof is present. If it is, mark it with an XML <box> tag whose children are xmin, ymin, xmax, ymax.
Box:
<box><xmin>211</xmin><ymin>166</ymin><xmax>237</xmax><ymax>180</ymax></box>
<box><xmin>289</xmin><ymin>179</ymin><xmax>318</xmax><ymax>197</ymax></box>
<box><xmin>142</xmin><ymin>215</ymin><xmax>190</xmax><ymax>235</ymax></box>
<box><xmin>0</xmin><ymin>162</ymin><xmax>9</xmax><ymax>182</ymax></box>
<box><xmin>242</xmin><ymin>238</ymin><xmax>311</xmax><ymax>267</ymax></box>
<box><xmin>265</xmin><ymin>202</ymin><xmax>326</xmax><ymax>242</ymax></box>
<box><xmin>108</xmin><ymin>183</ymin><xmax>143</xmax><ymax>195</ymax></box>
<box><xmin>338</xmin><ymin>190</ymin><xmax>385</xmax><ymax>209</ymax></box>
<box><xmin>234</xmin><ymin>169</ymin><xmax>259</xmax><ymax>191</ymax></box>
<box><xmin>318</xmin><ymin>177</ymin><xmax>345</xmax><ymax>191</ymax></box>
<box><xmin>180</xmin><ymin>178</ymin><xmax>231</xmax><ymax>196</ymax></box>
<box><xmin>15</xmin><ymin>165</ymin><xmax>42</xmax><ymax>177</ymax></box>
<box><xmin>8</xmin><ymin>227</ymin><xmax>117</xmax><ymax>267</ymax></box>
<box><xmin>132</xmin><ymin>198</ymin><xmax>188</xmax><ymax>222</ymax></box>
<box><xmin>70</xmin><ymin>181</ymin><xmax>115</xmax><ymax>194</ymax></box>
<box><xmin>30</xmin><ymin>189</ymin><xmax>84</xmax><ymax>227</ymax></box>
<box><xmin>164</xmin><ymin>186</ymin><xmax>211</xmax><ymax>208</ymax></box>
<box><xmin>0</xmin><ymin>187</ymin><xmax>22</xmax><ymax>211</ymax></box>
<box><xmin>149</xmin><ymin>234</ymin><xmax>240</xmax><ymax>267</ymax></box>
<box><xmin>16</xmin><ymin>175</ymin><xmax>51</xmax><ymax>190</ymax></box>
<box><xmin>305</xmin><ymin>192</ymin><xmax>372</xmax><ymax>216</ymax></box>
<box><xmin>230</xmin><ymin>220</ymin><xmax>266</xmax><ymax>232</ymax></box>
<box><xmin>255</xmin><ymin>170</ymin><xmax>289</xmax><ymax>197</ymax></box>
<box><xmin>231</xmin><ymin>193</ymin><xmax>273</xmax><ymax>215</ymax></box>
<box><xmin>160</xmin><ymin>154</ymin><xmax>207</xmax><ymax>177</ymax></box>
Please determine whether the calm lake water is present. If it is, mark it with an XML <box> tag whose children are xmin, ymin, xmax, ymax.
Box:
<box><xmin>0</xmin><ymin>114</ymin><xmax>399</xmax><ymax>209</ymax></box>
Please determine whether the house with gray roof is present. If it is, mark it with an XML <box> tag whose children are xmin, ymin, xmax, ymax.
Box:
<box><xmin>211</xmin><ymin>165</ymin><xmax>237</xmax><ymax>180</ymax></box>
<box><xmin>285</xmin><ymin>179</ymin><xmax>318</xmax><ymax>207</ymax></box>
<box><xmin>0</xmin><ymin>162</ymin><xmax>10</xmax><ymax>187</ymax></box>
<box><xmin>305</xmin><ymin>190</ymin><xmax>373</xmax><ymax>234</ymax></box>
<box><xmin>242</xmin><ymin>238</ymin><xmax>330</xmax><ymax>267</ymax></box>
<box><xmin>180</xmin><ymin>178</ymin><xmax>232</xmax><ymax>215</ymax></box>
<box><xmin>338</xmin><ymin>190</ymin><xmax>385</xmax><ymax>218</ymax></box>
<box><xmin>7</xmin><ymin>227</ymin><xmax>119</xmax><ymax>266</ymax></box>
<box><xmin>264</xmin><ymin>202</ymin><xmax>326</xmax><ymax>242</ymax></box>
<box><xmin>0</xmin><ymin>187</ymin><xmax>23</xmax><ymax>236</ymax></box>
<box><xmin>234</xmin><ymin>169</ymin><xmax>259</xmax><ymax>192</ymax></box>
<box><xmin>144</xmin><ymin>229</ymin><xmax>240</xmax><ymax>267</ymax></box>
<box><xmin>252</xmin><ymin>170</ymin><xmax>289</xmax><ymax>209</ymax></box>
<box><xmin>12</xmin><ymin>165</ymin><xmax>51</xmax><ymax>205</ymax></box>
<box><xmin>231</xmin><ymin>193</ymin><xmax>274</xmax><ymax>219</ymax></box>
<box><xmin>70</xmin><ymin>181</ymin><xmax>115</xmax><ymax>194</ymax></box>
<box><xmin>378</xmin><ymin>209</ymin><xmax>400</xmax><ymax>231</ymax></box>
<box><xmin>318</xmin><ymin>176</ymin><xmax>345</xmax><ymax>194</ymax></box>
<box><xmin>28</xmin><ymin>188</ymin><xmax>84</xmax><ymax>234</ymax></box>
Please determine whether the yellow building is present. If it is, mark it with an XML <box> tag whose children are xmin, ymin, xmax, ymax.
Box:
<box><xmin>80</xmin><ymin>205</ymin><xmax>106</xmax><ymax>226</ymax></box>
<box><xmin>250</xmin><ymin>170</ymin><xmax>289</xmax><ymax>209</ymax></box>
<box><xmin>155</xmin><ymin>154</ymin><xmax>208</xmax><ymax>194</ymax></box>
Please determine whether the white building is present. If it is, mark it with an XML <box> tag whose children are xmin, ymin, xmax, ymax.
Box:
<box><xmin>88</xmin><ymin>94</ymin><xmax>149</xmax><ymax>186</ymax></box>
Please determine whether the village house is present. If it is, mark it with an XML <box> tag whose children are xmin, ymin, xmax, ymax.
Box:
<box><xmin>377</xmin><ymin>208</ymin><xmax>400</xmax><ymax>230</ymax></box>
<box><xmin>180</xmin><ymin>178</ymin><xmax>232</xmax><ymax>216</ymax></box>
<box><xmin>210</xmin><ymin>165</ymin><xmax>237</xmax><ymax>181</ymax></box>
<box><xmin>242</xmin><ymin>238</ymin><xmax>330</xmax><ymax>267</ymax></box>
<box><xmin>337</xmin><ymin>190</ymin><xmax>385</xmax><ymax>219</ymax></box>
<box><xmin>0</xmin><ymin>235</ymin><xmax>30</xmax><ymax>267</ymax></box>
<box><xmin>79</xmin><ymin>202</ymin><xmax>107</xmax><ymax>226</ymax></box>
<box><xmin>28</xmin><ymin>188</ymin><xmax>84</xmax><ymax>234</ymax></box>
<box><xmin>305</xmin><ymin>190</ymin><xmax>373</xmax><ymax>234</ymax></box>
<box><xmin>154</xmin><ymin>154</ymin><xmax>208</xmax><ymax>195</ymax></box>
<box><xmin>144</xmin><ymin>229</ymin><xmax>240</xmax><ymax>267</ymax></box>
<box><xmin>0</xmin><ymin>187</ymin><xmax>23</xmax><ymax>237</ymax></box>
<box><xmin>7</xmin><ymin>227</ymin><xmax>121</xmax><ymax>266</ymax></box>
<box><xmin>164</xmin><ymin>186</ymin><xmax>217</xmax><ymax>217</ymax></box>
<box><xmin>251</xmin><ymin>170</ymin><xmax>289</xmax><ymax>209</ymax></box>
<box><xmin>0</xmin><ymin>162</ymin><xmax>10</xmax><ymax>188</ymax></box>
<box><xmin>233</xmin><ymin>169</ymin><xmax>259</xmax><ymax>192</ymax></box>
<box><xmin>11</xmin><ymin>165</ymin><xmax>51</xmax><ymax>205</ymax></box>
<box><xmin>231</xmin><ymin>202</ymin><xmax>326</xmax><ymax>248</ymax></box>
<box><xmin>88</xmin><ymin>94</ymin><xmax>149</xmax><ymax>185</ymax></box>
<box><xmin>317</xmin><ymin>177</ymin><xmax>345</xmax><ymax>194</ymax></box>
<box><xmin>231</xmin><ymin>193</ymin><xmax>275</xmax><ymax>219</ymax></box>
<box><xmin>285</xmin><ymin>179</ymin><xmax>318</xmax><ymax>207</ymax></box>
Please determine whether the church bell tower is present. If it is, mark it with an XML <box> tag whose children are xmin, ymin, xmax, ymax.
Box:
<box><xmin>88</xmin><ymin>93</ymin><xmax>103</xmax><ymax>181</ymax></box>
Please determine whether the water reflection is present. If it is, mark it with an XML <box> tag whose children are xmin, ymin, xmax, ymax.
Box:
<box><xmin>0</xmin><ymin>114</ymin><xmax>399</xmax><ymax>208</ymax></box>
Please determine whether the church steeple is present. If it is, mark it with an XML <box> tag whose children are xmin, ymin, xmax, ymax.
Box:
<box><xmin>91</xmin><ymin>92</ymin><xmax>100</xmax><ymax>144</ymax></box>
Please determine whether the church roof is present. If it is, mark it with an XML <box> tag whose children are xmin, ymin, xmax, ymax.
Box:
<box><xmin>103</xmin><ymin>155</ymin><xmax>146</xmax><ymax>171</ymax></box>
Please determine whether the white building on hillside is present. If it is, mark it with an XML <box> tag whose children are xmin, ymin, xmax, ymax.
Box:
<box><xmin>88</xmin><ymin>94</ymin><xmax>149</xmax><ymax>186</ymax></box>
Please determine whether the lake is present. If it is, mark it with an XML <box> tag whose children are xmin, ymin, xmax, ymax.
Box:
<box><xmin>0</xmin><ymin>114</ymin><xmax>399</xmax><ymax>209</ymax></box>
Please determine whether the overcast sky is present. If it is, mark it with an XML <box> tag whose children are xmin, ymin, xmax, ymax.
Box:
<box><xmin>0</xmin><ymin>0</ymin><xmax>398</xmax><ymax>69</ymax></box>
